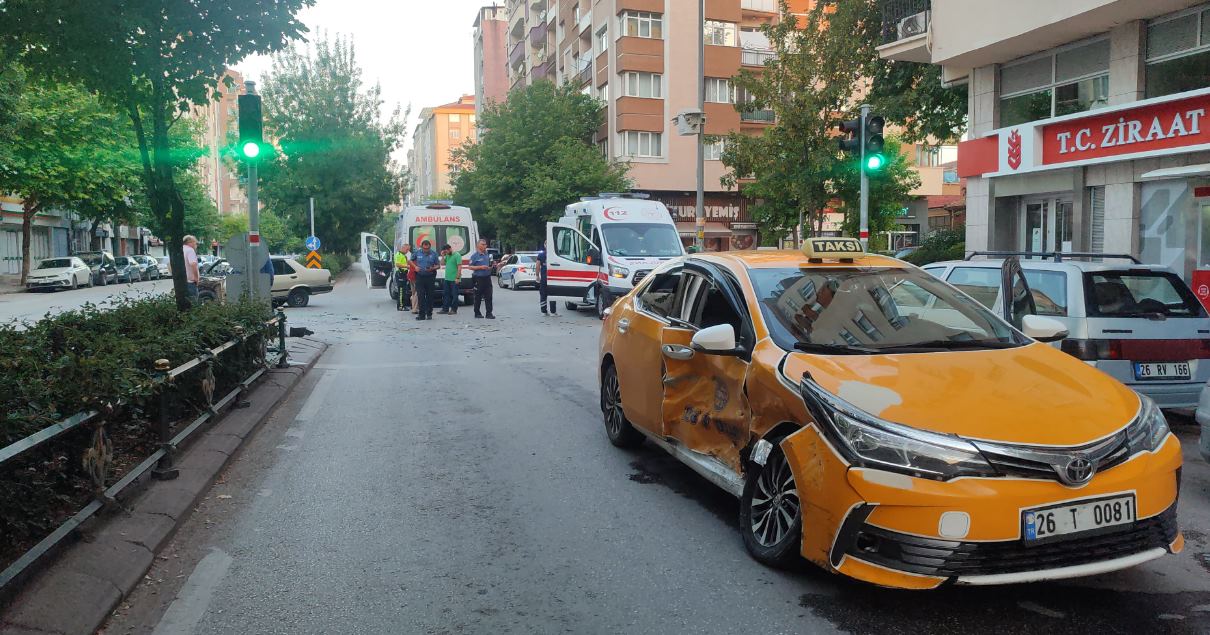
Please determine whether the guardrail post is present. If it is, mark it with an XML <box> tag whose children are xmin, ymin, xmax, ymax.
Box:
<box><xmin>276</xmin><ymin>310</ymin><xmax>288</xmax><ymax>368</ymax></box>
<box><xmin>151</xmin><ymin>358</ymin><xmax>179</xmax><ymax>481</ymax></box>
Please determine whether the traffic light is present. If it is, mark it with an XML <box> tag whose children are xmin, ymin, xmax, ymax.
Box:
<box><xmin>837</xmin><ymin>117</ymin><xmax>862</xmax><ymax>155</ymax></box>
<box><xmin>864</xmin><ymin>114</ymin><xmax>885</xmax><ymax>174</ymax></box>
<box><xmin>237</xmin><ymin>93</ymin><xmax>263</xmax><ymax>160</ymax></box>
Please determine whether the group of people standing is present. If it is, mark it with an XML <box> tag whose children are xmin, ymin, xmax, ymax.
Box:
<box><xmin>394</xmin><ymin>239</ymin><xmax>495</xmax><ymax>320</ymax></box>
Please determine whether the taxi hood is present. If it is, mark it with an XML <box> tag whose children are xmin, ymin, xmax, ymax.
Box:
<box><xmin>783</xmin><ymin>343</ymin><xmax>1140</xmax><ymax>446</ymax></box>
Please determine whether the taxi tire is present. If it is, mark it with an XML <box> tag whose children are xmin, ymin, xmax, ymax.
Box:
<box><xmin>601</xmin><ymin>364</ymin><xmax>643</xmax><ymax>448</ymax></box>
<box><xmin>739</xmin><ymin>444</ymin><xmax>803</xmax><ymax>568</ymax></box>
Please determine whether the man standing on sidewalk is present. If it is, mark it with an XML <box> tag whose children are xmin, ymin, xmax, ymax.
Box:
<box><xmin>536</xmin><ymin>242</ymin><xmax>556</xmax><ymax>316</ymax></box>
<box><xmin>469</xmin><ymin>239</ymin><xmax>494</xmax><ymax>319</ymax></box>
<box><xmin>439</xmin><ymin>244</ymin><xmax>461</xmax><ymax>315</ymax></box>
<box><xmin>412</xmin><ymin>240</ymin><xmax>441</xmax><ymax>320</ymax></box>
<box><xmin>393</xmin><ymin>242</ymin><xmax>412</xmax><ymax>312</ymax></box>
<box><xmin>183</xmin><ymin>235</ymin><xmax>201</xmax><ymax>305</ymax></box>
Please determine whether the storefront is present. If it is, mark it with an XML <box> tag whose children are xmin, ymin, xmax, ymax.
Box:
<box><xmin>959</xmin><ymin>86</ymin><xmax>1210</xmax><ymax>283</ymax></box>
<box><xmin>641</xmin><ymin>192</ymin><xmax>758</xmax><ymax>251</ymax></box>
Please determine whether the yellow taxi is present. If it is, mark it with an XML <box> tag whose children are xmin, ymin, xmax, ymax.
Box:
<box><xmin>597</xmin><ymin>238</ymin><xmax>1182</xmax><ymax>589</ymax></box>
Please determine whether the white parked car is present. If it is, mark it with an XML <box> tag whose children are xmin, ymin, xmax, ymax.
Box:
<box><xmin>497</xmin><ymin>253</ymin><xmax>539</xmax><ymax>289</ymax></box>
<box><xmin>156</xmin><ymin>256</ymin><xmax>171</xmax><ymax>277</ymax></box>
<box><xmin>26</xmin><ymin>257</ymin><xmax>92</xmax><ymax>291</ymax></box>
<box><xmin>270</xmin><ymin>256</ymin><xmax>333</xmax><ymax>307</ymax></box>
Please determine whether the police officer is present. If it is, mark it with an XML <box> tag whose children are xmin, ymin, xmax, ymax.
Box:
<box><xmin>393</xmin><ymin>242</ymin><xmax>411</xmax><ymax>312</ymax></box>
<box><xmin>412</xmin><ymin>240</ymin><xmax>441</xmax><ymax>320</ymax></box>
<box><xmin>536</xmin><ymin>242</ymin><xmax>556</xmax><ymax>316</ymax></box>
<box><xmin>469</xmin><ymin>239</ymin><xmax>495</xmax><ymax>319</ymax></box>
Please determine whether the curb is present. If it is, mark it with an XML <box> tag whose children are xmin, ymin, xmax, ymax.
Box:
<box><xmin>0</xmin><ymin>338</ymin><xmax>328</xmax><ymax>635</ymax></box>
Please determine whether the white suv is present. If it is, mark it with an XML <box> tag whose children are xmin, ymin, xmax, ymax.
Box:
<box><xmin>925</xmin><ymin>252</ymin><xmax>1209</xmax><ymax>410</ymax></box>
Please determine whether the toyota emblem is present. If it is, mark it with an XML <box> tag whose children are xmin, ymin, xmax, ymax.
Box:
<box><xmin>1060</xmin><ymin>456</ymin><xmax>1095</xmax><ymax>485</ymax></box>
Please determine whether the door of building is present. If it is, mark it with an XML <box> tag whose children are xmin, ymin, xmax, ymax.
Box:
<box><xmin>1021</xmin><ymin>197</ymin><xmax>1074</xmax><ymax>255</ymax></box>
<box><xmin>1</xmin><ymin>230</ymin><xmax>18</xmax><ymax>275</ymax></box>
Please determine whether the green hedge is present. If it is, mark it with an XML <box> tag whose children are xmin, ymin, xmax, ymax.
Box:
<box><xmin>1</xmin><ymin>297</ymin><xmax>271</xmax><ymax>567</ymax></box>
<box><xmin>322</xmin><ymin>252</ymin><xmax>354</xmax><ymax>278</ymax></box>
<box><xmin>904</xmin><ymin>229</ymin><xmax>966</xmax><ymax>266</ymax></box>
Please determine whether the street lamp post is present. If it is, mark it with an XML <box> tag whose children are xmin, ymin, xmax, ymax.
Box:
<box><xmin>695</xmin><ymin>0</ymin><xmax>706</xmax><ymax>252</ymax></box>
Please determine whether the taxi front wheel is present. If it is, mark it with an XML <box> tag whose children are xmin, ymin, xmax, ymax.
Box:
<box><xmin>601</xmin><ymin>364</ymin><xmax>643</xmax><ymax>448</ymax></box>
<box><xmin>740</xmin><ymin>444</ymin><xmax>803</xmax><ymax>568</ymax></box>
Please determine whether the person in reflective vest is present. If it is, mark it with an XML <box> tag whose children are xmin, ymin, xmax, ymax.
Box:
<box><xmin>394</xmin><ymin>243</ymin><xmax>411</xmax><ymax>312</ymax></box>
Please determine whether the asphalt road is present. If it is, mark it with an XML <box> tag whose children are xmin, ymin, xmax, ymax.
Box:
<box><xmin>0</xmin><ymin>278</ymin><xmax>174</xmax><ymax>325</ymax></box>
<box><xmin>103</xmin><ymin>268</ymin><xmax>1210</xmax><ymax>635</ymax></box>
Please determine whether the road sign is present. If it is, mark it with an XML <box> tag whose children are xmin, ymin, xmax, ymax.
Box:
<box><xmin>225</xmin><ymin>234</ymin><xmax>271</xmax><ymax>304</ymax></box>
<box><xmin>305</xmin><ymin>250</ymin><xmax>323</xmax><ymax>269</ymax></box>
<box><xmin>305</xmin><ymin>235</ymin><xmax>321</xmax><ymax>251</ymax></box>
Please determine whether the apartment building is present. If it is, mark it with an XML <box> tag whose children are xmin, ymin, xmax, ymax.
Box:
<box><xmin>409</xmin><ymin>95</ymin><xmax>478</xmax><ymax>204</ymax></box>
<box><xmin>191</xmin><ymin>69</ymin><xmax>249</xmax><ymax>217</ymax></box>
<box><xmin>497</xmin><ymin>0</ymin><xmax>956</xmax><ymax>250</ymax></box>
<box><xmin>474</xmin><ymin>5</ymin><xmax>510</xmax><ymax>120</ymax></box>
<box><xmin>881</xmin><ymin>0</ymin><xmax>1210</xmax><ymax>283</ymax></box>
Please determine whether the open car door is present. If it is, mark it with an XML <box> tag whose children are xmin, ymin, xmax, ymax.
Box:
<box><xmin>1000</xmin><ymin>256</ymin><xmax>1037</xmax><ymax>330</ymax></box>
<box><xmin>360</xmin><ymin>232</ymin><xmax>393</xmax><ymax>288</ymax></box>
<box><xmin>544</xmin><ymin>222</ymin><xmax>603</xmax><ymax>300</ymax></box>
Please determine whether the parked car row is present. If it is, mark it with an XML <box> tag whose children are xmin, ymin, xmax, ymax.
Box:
<box><xmin>25</xmin><ymin>252</ymin><xmax>163</xmax><ymax>291</ymax></box>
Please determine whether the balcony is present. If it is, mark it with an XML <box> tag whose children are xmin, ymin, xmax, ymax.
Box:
<box><xmin>576</xmin><ymin>61</ymin><xmax>592</xmax><ymax>86</ymax></box>
<box><xmin>875</xmin><ymin>0</ymin><xmax>930</xmax><ymax>63</ymax></box>
<box><xmin>533</xmin><ymin>57</ymin><xmax>554</xmax><ymax>81</ymax></box>
<box><xmin>509</xmin><ymin>40</ymin><xmax>526</xmax><ymax>68</ymax></box>
<box><xmin>741</xmin><ymin>49</ymin><xmax>775</xmax><ymax>67</ymax></box>
<box><xmin>530</xmin><ymin>21</ymin><xmax>548</xmax><ymax>47</ymax></box>
<box><xmin>740</xmin><ymin>0</ymin><xmax>777</xmax><ymax>11</ymax></box>
<box><xmin>740</xmin><ymin>109</ymin><xmax>776</xmax><ymax>124</ymax></box>
<box><xmin>576</xmin><ymin>6</ymin><xmax>592</xmax><ymax>33</ymax></box>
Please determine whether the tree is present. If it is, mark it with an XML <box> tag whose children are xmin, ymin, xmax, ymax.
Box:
<box><xmin>218</xmin><ymin>209</ymin><xmax>298</xmax><ymax>255</ymax></box>
<box><xmin>258</xmin><ymin>34</ymin><xmax>404</xmax><ymax>256</ymax></box>
<box><xmin>0</xmin><ymin>72</ymin><xmax>143</xmax><ymax>284</ymax></box>
<box><xmin>0</xmin><ymin>0</ymin><xmax>313</xmax><ymax>309</ymax></box>
<box><xmin>831</xmin><ymin>136</ymin><xmax>921</xmax><ymax>251</ymax></box>
<box><xmin>452</xmin><ymin>81</ymin><xmax>630</xmax><ymax>247</ymax></box>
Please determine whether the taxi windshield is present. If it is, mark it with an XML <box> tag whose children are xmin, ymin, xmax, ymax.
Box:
<box><xmin>748</xmin><ymin>267</ymin><xmax>1027</xmax><ymax>354</ymax></box>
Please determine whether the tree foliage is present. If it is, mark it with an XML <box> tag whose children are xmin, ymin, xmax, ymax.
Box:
<box><xmin>451</xmin><ymin>81</ymin><xmax>630</xmax><ymax>247</ymax></box>
<box><xmin>0</xmin><ymin>0</ymin><xmax>313</xmax><ymax>309</ymax></box>
<box><xmin>0</xmin><ymin>70</ymin><xmax>143</xmax><ymax>283</ymax></box>
<box><xmin>259</xmin><ymin>34</ymin><xmax>405</xmax><ymax>256</ymax></box>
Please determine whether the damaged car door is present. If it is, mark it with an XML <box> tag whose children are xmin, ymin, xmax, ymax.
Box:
<box><xmin>660</xmin><ymin>264</ymin><xmax>754</xmax><ymax>473</ymax></box>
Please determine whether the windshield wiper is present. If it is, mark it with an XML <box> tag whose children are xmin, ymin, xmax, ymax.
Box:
<box><xmin>874</xmin><ymin>339</ymin><xmax>1020</xmax><ymax>352</ymax></box>
<box><xmin>793</xmin><ymin>342</ymin><xmax>879</xmax><ymax>355</ymax></box>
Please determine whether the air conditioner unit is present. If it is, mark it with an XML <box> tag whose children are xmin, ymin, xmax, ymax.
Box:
<box><xmin>897</xmin><ymin>11</ymin><xmax>928</xmax><ymax>39</ymax></box>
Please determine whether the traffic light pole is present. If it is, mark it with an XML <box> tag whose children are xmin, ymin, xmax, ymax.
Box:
<box><xmin>245</xmin><ymin>81</ymin><xmax>260</xmax><ymax>237</ymax></box>
<box><xmin>859</xmin><ymin>103</ymin><xmax>870</xmax><ymax>250</ymax></box>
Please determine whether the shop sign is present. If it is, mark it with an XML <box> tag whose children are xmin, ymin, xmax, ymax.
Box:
<box><xmin>670</xmin><ymin>204</ymin><xmax>742</xmax><ymax>222</ymax></box>
<box><xmin>960</xmin><ymin>88</ymin><xmax>1210</xmax><ymax>178</ymax></box>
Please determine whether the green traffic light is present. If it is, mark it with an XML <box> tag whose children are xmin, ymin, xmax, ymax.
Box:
<box><xmin>242</xmin><ymin>141</ymin><xmax>260</xmax><ymax>159</ymax></box>
<box><xmin>865</xmin><ymin>153</ymin><xmax>885</xmax><ymax>172</ymax></box>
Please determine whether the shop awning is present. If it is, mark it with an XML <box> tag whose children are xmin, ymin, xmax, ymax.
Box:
<box><xmin>676</xmin><ymin>222</ymin><xmax>731</xmax><ymax>236</ymax></box>
<box><xmin>1139</xmin><ymin>164</ymin><xmax>1210</xmax><ymax>180</ymax></box>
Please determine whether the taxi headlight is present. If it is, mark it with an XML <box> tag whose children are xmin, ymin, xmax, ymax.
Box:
<box><xmin>609</xmin><ymin>264</ymin><xmax>630</xmax><ymax>279</ymax></box>
<box><xmin>800</xmin><ymin>378</ymin><xmax>996</xmax><ymax>481</ymax></box>
<box><xmin>1127</xmin><ymin>395</ymin><xmax>1170</xmax><ymax>453</ymax></box>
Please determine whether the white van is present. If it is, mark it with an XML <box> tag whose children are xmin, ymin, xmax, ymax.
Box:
<box><xmin>360</xmin><ymin>202</ymin><xmax>481</xmax><ymax>304</ymax></box>
<box><xmin>545</xmin><ymin>193</ymin><xmax>684</xmax><ymax>318</ymax></box>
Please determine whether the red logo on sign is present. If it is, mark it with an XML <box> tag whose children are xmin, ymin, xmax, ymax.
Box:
<box><xmin>1006</xmin><ymin>130</ymin><xmax>1022</xmax><ymax>170</ymax></box>
<box><xmin>602</xmin><ymin>207</ymin><xmax>628</xmax><ymax>221</ymax></box>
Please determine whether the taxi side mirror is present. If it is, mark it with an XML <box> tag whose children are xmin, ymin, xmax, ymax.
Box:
<box><xmin>1021</xmin><ymin>315</ymin><xmax>1068</xmax><ymax>342</ymax></box>
<box><xmin>691</xmin><ymin>324</ymin><xmax>739</xmax><ymax>355</ymax></box>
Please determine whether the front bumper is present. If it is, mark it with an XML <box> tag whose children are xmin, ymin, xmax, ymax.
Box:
<box><xmin>782</xmin><ymin>426</ymin><xmax>1183</xmax><ymax>589</ymax></box>
<box><xmin>26</xmin><ymin>278</ymin><xmax>71</xmax><ymax>289</ymax></box>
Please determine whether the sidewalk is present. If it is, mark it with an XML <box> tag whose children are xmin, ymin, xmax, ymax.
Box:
<box><xmin>0</xmin><ymin>275</ymin><xmax>23</xmax><ymax>295</ymax></box>
<box><xmin>0</xmin><ymin>337</ymin><xmax>328</xmax><ymax>635</ymax></box>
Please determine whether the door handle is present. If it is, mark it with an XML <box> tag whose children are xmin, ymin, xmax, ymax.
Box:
<box><xmin>617</xmin><ymin>318</ymin><xmax>630</xmax><ymax>334</ymax></box>
<box><xmin>662</xmin><ymin>344</ymin><xmax>695</xmax><ymax>361</ymax></box>
<box><xmin>550</xmin><ymin>263</ymin><xmax>561</xmax><ymax>267</ymax></box>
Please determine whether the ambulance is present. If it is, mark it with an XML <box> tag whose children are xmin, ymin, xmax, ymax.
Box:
<box><xmin>546</xmin><ymin>193</ymin><xmax>684</xmax><ymax>318</ymax></box>
<box><xmin>359</xmin><ymin>202</ymin><xmax>481</xmax><ymax>304</ymax></box>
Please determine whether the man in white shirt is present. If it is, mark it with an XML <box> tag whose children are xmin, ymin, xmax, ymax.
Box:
<box><xmin>183</xmin><ymin>235</ymin><xmax>200</xmax><ymax>304</ymax></box>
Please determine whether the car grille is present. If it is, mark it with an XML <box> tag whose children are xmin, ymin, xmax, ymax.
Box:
<box><xmin>843</xmin><ymin>504</ymin><xmax>1177</xmax><ymax>578</ymax></box>
<box><xmin>974</xmin><ymin>430</ymin><xmax>1132</xmax><ymax>484</ymax></box>
<box><xmin>631</xmin><ymin>270</ymin><xmax>651</xmax><ymax>286</ymax></box>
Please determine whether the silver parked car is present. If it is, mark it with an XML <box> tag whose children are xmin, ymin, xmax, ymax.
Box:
<box><xmin>924</xmin><ymin>252</ymin><xmax>1210</xmax><ymax>410</ymax></box>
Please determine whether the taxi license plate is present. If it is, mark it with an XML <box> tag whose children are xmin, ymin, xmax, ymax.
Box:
<box><xmin>1134</xmin><ymin>361</ymin><xmax>1191</xmax><ymax>381</ymax></box>
<box><xmin>1023</xmin><ymin>495</ymin><xmax>1136</xmax><ymax>543</ymax></box>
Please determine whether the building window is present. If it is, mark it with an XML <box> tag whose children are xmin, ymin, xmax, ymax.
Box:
<box><xmin>623</xmin><ymin>71</ymin><xmax>662</xmax><ymax>98</ymax></box>
<box><xmin>597</xmin><ymin>26</ymin><xmax>609</xmax><ymax>53</ymax></box>
<box><xmin>621</xmin><ymin>11</ymin><xmax>663</xmax><ymax>39</ymax></box>
<box><xmin>621</xmin><ymin>130</ymin><xmax>662</xmax><ymax>158</ymax></box>
<box><xmin>448</xmin><ymin>113</ymin><xmax>461</xmax><ymax>123</ymax></box>
<box><xmin>598</xmin><ymin>83</ymin><xmax>609</xmax><ymax>101</ymax></box>
<box><xmin>1146</xmin><ymin>8</ymin><xmax>1210</xmax><ymax>98</ymax></box>
<box><xmin>999</xmin><ymin>38</ymin><xmax>1110</xmax><ymax>127</ymax></box>
<box><xmin>916</xmin><ymin>144</ymin><xmax>941</xmax><ymax>167</ymax></box>
<box><xmin>704</xmin><ymin>77</ymin><xmax>735</xmax><ymax>103</ymax></box>
<box><xmin>449</xmin><ymin>128</ymin><xmax>461</xmax><ymax>140</ymax></box>
<box><xmin>704</xmin><ymin>138</ymin><xmax>726</xmax><ymax>161</ymax></box>
<box><xmin>704</xmin><ymin>20</ymin><xmax>738</xmax><ymax>47</ymax></box>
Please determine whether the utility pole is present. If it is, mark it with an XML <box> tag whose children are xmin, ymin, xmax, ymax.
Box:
<box><xmin>695</xmin><ymin>0</ymin><xmax>705</xmax><ymax>252</ymax></box>
<box><xmin>859</xmin><ymin>103</ymin><xmax>870</xmax><ymax>250</ymax></box>
<box><xmin>309</xmin><ymin>197</ymin><xmax>315</xmax><ymax>238</ymax></box>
